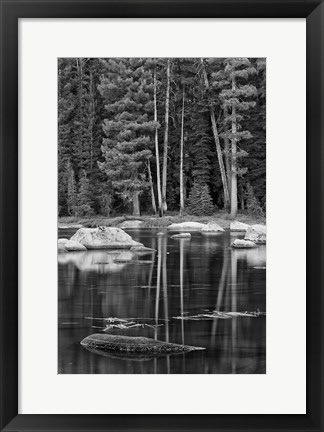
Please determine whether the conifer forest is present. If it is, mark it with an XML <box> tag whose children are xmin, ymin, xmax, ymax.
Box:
<box><xmin>58</xmin><ymin>58</ymin><xmax>266</xmax><ymax>220</ymax></box>
<box><xmin>58</xmin><ymin>58</ymin><xmax>266</xmax><ymax>374</ymax></box>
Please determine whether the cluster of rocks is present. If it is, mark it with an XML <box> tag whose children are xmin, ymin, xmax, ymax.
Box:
<box><xmin>58</xmin><ymin>226</ymin><xmax>150</xmax><ymax>254</ymax></box>
<box><xmin>232</xmin><ymin>224</ymin><xmax>266</xmax><ymax>249</ymax></box>
<box><xmin>166</xmin><ymin>221</ymin><xmax>267</xmax><ymax>249</ymax></box>
<box><xmin>58</xmin><ymin>221</ymin><xmax>266</xmax><ymax>252</ymax></box>
<box><xmin>166</xmin><ymin>220</ymin><xmax>266</xmax><ymax>248</ymax></box>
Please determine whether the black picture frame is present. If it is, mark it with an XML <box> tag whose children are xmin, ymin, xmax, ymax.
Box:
<box><xmin>1</xmin><ymin>1</ymin><xmax>323</xmax><ymax>431</ymax></box>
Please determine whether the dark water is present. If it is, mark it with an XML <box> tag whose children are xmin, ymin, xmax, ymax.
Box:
<box><xmin>58</xmin><ymin>228</ymin><xmax>266</xmax><ymax>374</ymax></box>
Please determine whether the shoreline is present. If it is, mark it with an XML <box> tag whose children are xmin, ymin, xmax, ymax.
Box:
<box><xmin>58</xmin><ymin>211</ymin><xmax>265</xmax><ymax>230</ymax></box>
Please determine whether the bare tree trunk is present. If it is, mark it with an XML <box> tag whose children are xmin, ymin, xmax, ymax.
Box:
<box><xmin>153</xmin><ymin>69</ymin><xmax>162</xmax><ymax>215</ymax></box>
<box><xmin>89</xmin><ymin>67</ymin><xmax>94</xmax><ymax>182</ymax></box>
<box><xmin>147</xmin><ymin>159</ymin><xmax>157</xmax><ymax>214</ymax></box>
<box><xmin>179</xmin><ymin>83</ymin><xmax>185</xmax><ymax>217</ymax></box>
<box><xmin>200</xmin><ymin>59</ymin><xmax>230</xmax><ymax>211</ymax></box>
<box><xmin>223</xmin><ymin>106</ymin><xmax>231</xmax><ymax>196</ymax></box>
<box><xmin>161</xmin><ymin>59</ymin><xmax>170</xmax><ymax>215</ymax></box>
<box><xmin>132</xmin><ymin>191</ymin><xmax>140</xmax><ymax>216</ymax></box>
<box><xmin>230</xmin><ymin>74</ymin><xmax>238</xmax><ymax>218</ymax></box>
<box><xmin>76</xmin><ymin>58</ymin><xmax>84</xmax><ymax>158</ymax></box>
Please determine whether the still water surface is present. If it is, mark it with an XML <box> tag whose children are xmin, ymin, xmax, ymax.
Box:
<box><xmin>58</xmin><ymin>228</ymin><xmax>266</xmax><ymax>374</ymax></box>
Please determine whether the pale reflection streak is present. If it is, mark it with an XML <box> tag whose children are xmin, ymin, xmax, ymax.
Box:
<box><xmin>210</xmin><ymin>249</ymin><xmax>229</xmax><ymax>347</ymax></box>
<box><xmin>231</xmin><ymin>249</ymin><xmax>238</xmax><ymax>374</ymax></box>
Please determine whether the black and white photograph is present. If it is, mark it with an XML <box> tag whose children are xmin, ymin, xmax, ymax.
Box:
<box><xmin>58</xmin><ymin>57</ymin><xmax>266</xmax><ymax>374</ymax></box>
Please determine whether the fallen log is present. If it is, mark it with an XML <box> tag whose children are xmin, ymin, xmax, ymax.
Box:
<box><xmin>80</xmin><ymin>334</ymin><xmax>205</xmax><ymax>358</ymax></box>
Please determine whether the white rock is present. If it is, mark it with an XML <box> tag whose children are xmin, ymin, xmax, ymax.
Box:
<box><xmin>58</xmin><ymin>224</ymin><xmax>83</xmax><ymax>229</ymax></box>
<box><xmin>65</xmin><ymin>240</ymin><xmax>87</xmax><ymax>251</ymax></box>
<box><xmin>119</xmin><ymin>220</ymin><xmax>143</xmax><ymax>229</ymax></box>
<box><xmin>58</xmin><ymin>238</ymin><xmax>69</xmax><ymax>245</ymax></box>
<box><xmin>70</xmin><ymin>226</ymin><xmax>143</xmax><ymax>250</ymax></box>
<box><xmin>230</xmin><ymin>221</ymin><xmax>250</xmax><ymax>232</ymax></box>
<box><xmin>171</xmin><ymin>233</ymin><xmax>191</xmax><ymax>239</ymax></box>
<box><xmin>232</xmin><ymin>239</ymin><xmax>257</xmax><ymax>249</ymax></box>
<box><xmin>201</xmin><ymin>222</ymin><xmax>225</xmax><ymax>233</ymax></box>
<box><xmin>244</xmin><ymin>224</ymin><xmax>266</xmax><ymax>244</ymax></box>
<box><xmin>167</xmin><ymin>222</ymin><xmax>206</xmax><ymax>230</ymax></box>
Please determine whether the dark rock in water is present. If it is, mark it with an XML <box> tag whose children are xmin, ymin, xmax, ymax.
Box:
<box><xmin>80</xmin><ymin>334</ymin><xmax>205</xmax><ymax>358</ymax></box>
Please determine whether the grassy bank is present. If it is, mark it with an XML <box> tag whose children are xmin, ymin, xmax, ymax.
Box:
<box><xmin>59</xmin><ymin>211</ymin><xmax>265</xmax><ymax>229</ymax></box>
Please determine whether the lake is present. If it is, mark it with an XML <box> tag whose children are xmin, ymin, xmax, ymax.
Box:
<box><xmin>58</xmin><ymin>227</ymin><xmax>266</xmax><ymax>374</ymax></box>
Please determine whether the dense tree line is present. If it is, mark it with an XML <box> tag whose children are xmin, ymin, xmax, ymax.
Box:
<box><xmin>58</xmin><ymin>57</ymin><xmax>266</xmax><ymax>218</ymax></box>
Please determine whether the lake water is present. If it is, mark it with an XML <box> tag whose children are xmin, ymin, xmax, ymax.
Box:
<box><xmin>58</xmin><ymin>228</ymin><xmax>266</xmax><ymax>374</ymax></box>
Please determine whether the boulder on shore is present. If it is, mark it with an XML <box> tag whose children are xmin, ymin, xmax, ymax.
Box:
<box><xmin>201</xmin><ymin>222</ymin><xmax>225</xmax><ymax>233</ymax></box>
<box><xmin>171</xmin><ymin>233</ymin><xmax>191</xmax><ymax>239</ymax></box>
<box><xmin>167</xmin><ymin>221</ymin><xmax>206</xmax><ymax>230</ymax></box>
<box><xmin>119</xmin><ymin>220</ymin><xmax>143</xmax><ymax>229</ymax></box>
<box><xmin>81</xmin><ymin>334</ymin><xmax>205</xmax><ymax>358</ymax></box>
<box><xmin>232</xmin><ymin>239</ymin><xmax>257</xmax><ymax>249</ymax></box>
<box><xmin>244</xmin><ymin>224</ymin><xmax>266</xmax><ymax>244</ymax></box>
<box><xmin>70</xmin><ymin>226</ymin><xmax>143</xmax><ymax>250</ymax></box>
<box><xmin>230</xmin><ymin>221</ymin><xmax>250</xmax><ymax>232</ymax></box>
<box><xmin>65</xmin><ymin>240</ymin><xmax>87</xmax><ymax>252</ymax></box>
<box><xmin>58</xmin><ymin>238</ymin><xmax>69</xmax><ymax>245</ymax></box>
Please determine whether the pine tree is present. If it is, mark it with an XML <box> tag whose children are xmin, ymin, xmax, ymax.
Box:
<box><xmin>75</xmin><ymin>170</ymin><xmax>94</xmax><ymax>217</ymax></box>
<box><xmin>187</xmin><ymin>182</ymin><xmax>214</xmax><ymax>216</ymax></box>
<box><xmin>246</xmin><ymin>182</ymin><xmax>264</xmax><ymax>217</ymax></box>
<box><xmin>66</xmin><ymin>160</ymin><xmax>77</xmax><ymax>216</ymax></box>
<box><xmin>212</xmin><ymin>58</ymin><xmax>257</xmax><ymax>218</ymax></box>
<box><xmin>98</xmin><ymin>58</ymin><xmax>156</xmax><ymax>216</ymax></box>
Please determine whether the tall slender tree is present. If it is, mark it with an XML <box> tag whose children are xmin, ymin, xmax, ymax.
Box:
<box><xmin>179</xmin><ymin>83</ymin><xmax>185</xmax><ymax>216</ymax></box>
<box><xmin>153</xmin><ymin>67</ymin><xmax>162</xmax><ymax>214</ymax></box>
<box><xmin>200</xmin><ymin>59</ymin><xmax>230</xmax><ymax>211</ymax></box>
<box><xmin>161</xmin><ymin>59</ymin><xmax>171</xmax><ymax>214</ymax></box>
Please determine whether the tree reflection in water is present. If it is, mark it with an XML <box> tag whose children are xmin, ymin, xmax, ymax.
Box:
<box><xmin>58</xmin><ymin>229</ymin><xmax>266</xmax><ymax>374</ymax></box>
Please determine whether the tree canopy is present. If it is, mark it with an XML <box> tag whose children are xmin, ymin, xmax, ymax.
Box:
<box><xmin>58</xmin><ymin>57</ymin><xmax>266</xmax><ymax>218</ymax></box>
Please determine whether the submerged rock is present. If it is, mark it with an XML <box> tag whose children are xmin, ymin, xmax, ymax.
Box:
<box><xmin>167</xmin><ymin>221</ymin><xmax>206</xmax><ymax>230</ymax></box>
<box><xmin>70</xmin><ymin>226</ymin><xmax>143</xmax><ymax>250</ymax></box>
<box><xmin>230</xmin><ymin>221</ymin><xmax>250</xmax><ymax>232</ymax></box>
<box><xmin>171</xmin><ymin>233</ymin><xmax>191</xmax><ymax>239</ymax></box>
<box><xmin>232</xmin><ymin>239</ymin><xmax>257</xmax><ymax>249</ymax></box>
<box><xmin>65</xmin><ymin>240</ymin><xmax>87</xmax><ymax>252</ymax></box>
<box><xmin>80</xmin><ymin>334</ymin><xmax>205</xmax><ymax>358</ymax></box>
<box><xmin>58</xmin><ymin>242</ymin><xmax>68</xmax><ymax>253</ymax></box>
<box><xmin>130</xmin><ymin>246</ymin><xmax>156</xmax><ymax>252</ymax></box>
<box><xmin>244</xmin><ymin>224</ymin><xmax>266</xmax><ymax>244</ymax></box>
<box><xmin>201</xmin><ymin>222</ymin><xmax>225</xmax><ymax>233</ymax></box>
